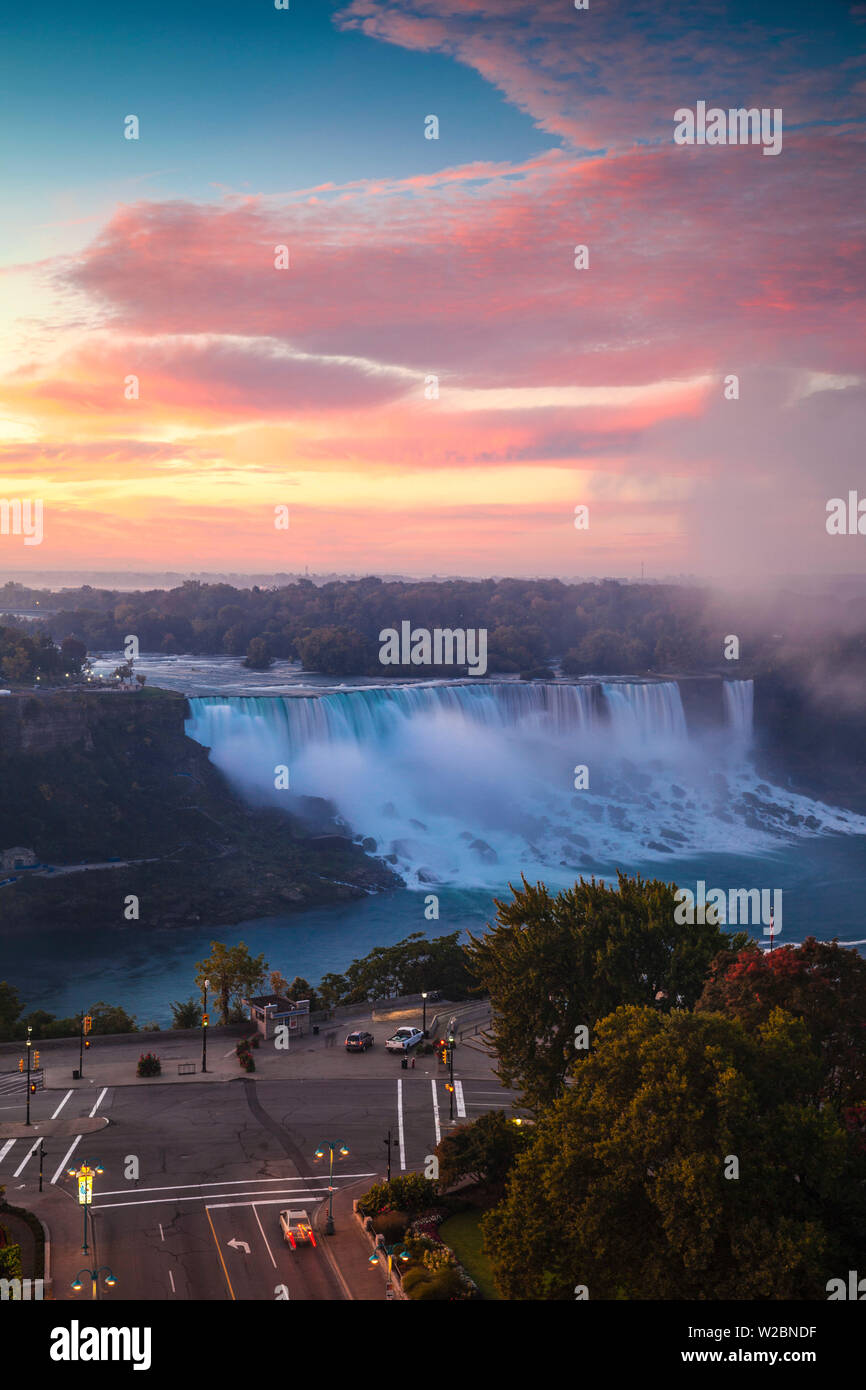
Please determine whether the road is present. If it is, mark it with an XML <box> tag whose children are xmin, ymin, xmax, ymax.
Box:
<box><xmin>0</xmin><ymin>1066</ymin><xmax>520</xmax><ymax>1301</ymax></box>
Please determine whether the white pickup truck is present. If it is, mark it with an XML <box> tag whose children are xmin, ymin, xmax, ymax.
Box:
<box><xmin>279</xmin><ymin>1209</ymin><xmax>316</xmax><ymax>1249</ymax></box>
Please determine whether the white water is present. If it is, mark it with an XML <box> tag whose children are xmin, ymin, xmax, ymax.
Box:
<box><xmin>186</xmin><ymin>680</ymin><xmax>866</xmax><ymax>889</ymax></box>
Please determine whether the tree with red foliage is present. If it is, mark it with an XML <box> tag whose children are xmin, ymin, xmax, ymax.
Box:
<box><xmin>695</xmin><ymin>937</ymin><xmax>866</xmax><ymax>1107</ymax></box>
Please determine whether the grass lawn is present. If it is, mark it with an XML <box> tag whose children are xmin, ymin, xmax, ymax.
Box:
<box><xmin>439</xmin><ymin>1209</ymin><xmax>500</xmax><ymax>1300</ymax></box>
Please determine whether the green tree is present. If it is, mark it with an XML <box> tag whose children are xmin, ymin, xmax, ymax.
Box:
<box><xmin>243</xmin><ymin>636</ymin><xmax>273</xmax><ymax>670</ymax></box>
<box><xmin>195</xmin><ymin>942</ymin><xmax>268</xmax><ymax>1025</ymax></box>
<box><xmin>696</xmin><ymin>937</ymin><xmax>866</xmax><ymax>1108</ymax></box>
<box><xmin>435</xmin><ymin>1110</ymin><xmax>530</xmax><ymax>1194</ymax></box>
<box><xmin>88</xmin><ymin>1001</ymin><xmax>138</xmax><ymax>1034</ymax></box>
<box><xmin>466</xmin><ymin>872</ymin><xmax>745</xmax><ymax>1112</ymax></box>
<box><xmin>483</xmin><ymin>1005</ymin><xmax>862</xmax><ymax>1300</ymax></box>
<box><xmin>0</xmin><ymin>1244</ymin><xmax>23</xmax><ymax>1281</ymax></box>
<box><xmin>170</xmin><ymin>998</ymin><xmax>203</xmax><ymax>1029</ymax></box>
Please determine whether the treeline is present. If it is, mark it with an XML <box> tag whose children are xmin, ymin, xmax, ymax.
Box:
<box><xmin>2</xmin><ymin>576</ymin><xmax>727</xmax><ymax>676</ymax></box>
<box><xmin>0</xmin><ymin>624</ymin><xmax>86</xmax><ymax>685</ymax></box>
<box><xmin>0</xmin><ymin>931</ymin><xmax>472</xmax><ymax>1040</ymax></box>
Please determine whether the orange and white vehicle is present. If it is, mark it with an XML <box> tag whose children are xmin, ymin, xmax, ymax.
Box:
<box><xmin>279</xmin><ymin>1208</ymin><xmax>316</xmax><ymax>1249</ymax></box>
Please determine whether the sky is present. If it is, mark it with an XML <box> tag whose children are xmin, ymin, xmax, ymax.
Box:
<box><xmin>0</xmin><ymin>0</ymin><xmax>864</xmax><ymax>579</ymax></box>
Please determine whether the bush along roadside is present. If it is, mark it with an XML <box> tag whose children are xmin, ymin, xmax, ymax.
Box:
<box><xmin>356</xmin><ymin>1178</ymin><xmax>479</xmax><ymax>1300</ymax></box>
<box><xmin>136</xmin><ymin>1052</ymin><xmax>161</xmax><ymax>1077</ymax></box>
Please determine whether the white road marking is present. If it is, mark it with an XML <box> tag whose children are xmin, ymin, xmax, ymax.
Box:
<box><xmin>159</xmin><ymin>1223</ymin><xmax>165</xmax><ymax>1242</ymax></box>
<box><xmin>51</xmin><ymin>1133</ymin><xmax>82</xmax><ymax>1184</ymax></box>
<box><xmin>51</xmin><ymin>1090</ymin><xmax>73</xmax><ymax>1119</ymax></box>
<box><xmin>454</xmin><ymin>1080</ymin><xmax>466</xmax><ymax>1118</ymax></box>
<box><xmin>397</xmin><ymin>1078</ymin><xmax>406</xmax><ymax>1171</ymax></box>
<box><xmin>168</xmin><ymin>1270</ymin><xmax>175</xmax><ymax>1293</ymax></box>
<box><xmin>253</xmin><ymin>1204</ymin><xmax>277</xmax><ymax>1269</ymax></box>
<box><xmin>50</xmin><ymin>1089</ymin><xmax>72</xmax><ymax>1123</ymax></box>
<box><xmin>13</xmin><ymin>1139</ymin><xmax>41</xmax><ymax>1177</ymax></box>
<box><xmin>0</xmin><ymin>1139</ymin><xmax>16</xmax><ymax>1164</ymax></box>
<box><xmin>89</xmin><ymin>1087</ymin><xmax>108</xmax><ymax>1117</ymax></box>
<box><xmin>94</xmin><ymin>1184</ymin><xmax>366</xmax><ymax>1211</ymax></box>
<box><xmin>431</xmin><ymin>1079</ymin><xmax>441</xmax><ymax>1145</ymax></box>
<box><xmin>96</xmin><ymin>1173</ymin><xmax>375</xmax><ymax>1197</ymax></box>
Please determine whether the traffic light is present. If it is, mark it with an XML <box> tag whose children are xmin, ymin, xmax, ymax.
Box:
<box><xmin>84</xmin><ymin>1038</ymin><xmax>91</xmax><ymax>1050</ymax></box>
<box><xmin>34</xmin><ymin>1051</ymin><xmax>40</xmax><ymax>1070</ymax></box>
<box><xmin>83</xmin><ymin>1015</ymin><xmax>92</xmax><ymax>1034</ymax></box>
<box><xmin>18</xmin><ymin>1057</ymin><xmax>23</xmax><ymax>1072</ymax></box>
<box><xmin>202</xmin><ymin>1013</ymin><xmax>209</xmax><ymax>1027</ymax></box>
<box><xmin>445</xmin><ymin>1083</ymin><xmax>454</xmax><ymax>1093</ymax></box>
<box><xmin>29</xmin><ymin>1082</ymin><xmax>37</xmax><ymax>1094</ymax></box>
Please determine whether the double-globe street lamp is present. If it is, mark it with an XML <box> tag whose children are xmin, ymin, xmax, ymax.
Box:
<box><xmin>369</xmin><ymin>1238</ymin><xmax>410</xmax><ymax>1297</ymax></box>
<box><xmin>68</xmin><ymin>1161</ymin><xmax>104</xmax><ymax>1253</ymax></box>
<box><xmin>314</xmin><ymin>1142</ymin><xmax>349</xmax><ymax>1235</ymax></box>
<box><xmin>71</xmin><ymin>1266</ymin><xmax>117</xmax><ymax>1300</ymax></box>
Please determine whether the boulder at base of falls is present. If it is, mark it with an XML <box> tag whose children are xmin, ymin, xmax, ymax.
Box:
<box><xmin>468</xmin><ymin>838</ymin><xmax>498</xmax><ymax>863</ymax></box>
<box><xmin>361</xmin><ymin>837</ymin><xmax>377</xmax><ymax>852</ymax></box>
<box><xmin>409</xmin><ymin>818</ymin><xmax>428</xmax><ymax>831</ymax></box>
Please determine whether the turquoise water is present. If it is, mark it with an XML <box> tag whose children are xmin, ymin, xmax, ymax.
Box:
<box><xmin>6</xmin><ymin>839</ymin><xmax>865</xmax><ymax>1026</ymax></box>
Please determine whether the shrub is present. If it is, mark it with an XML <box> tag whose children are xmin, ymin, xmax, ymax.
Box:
<box><xmin>359</xmin><ymin>1173</ymin><xmax>437</xmax><ymax>1216</ymax></box>
<box><xmin>136</xmin><ymin>1053</ymin><xmax>161</xmax><ymax>1077</ymax></box>
<box><xmin>371</xmin><ymin>1211</ymin><xmax>409</xmax><ymax>1244</ymax></box>
<box><xmin>242</xmin><ymin>1055</ymin><xmax>255</xmax><ymax>1072</ymax></box>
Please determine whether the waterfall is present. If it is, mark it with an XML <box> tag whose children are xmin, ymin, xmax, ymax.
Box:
<box><xmin>185</xmin><ymin>676</ymin><xmax>859</xmax><ymax>889</ymax></box>
<box><xmin>723</xmin><ymin>680</ymin><xmax>754</xmax><ymax>745</ymax></box>
<box><xmin>601</xmin><ymin>681</ymin><xmax>687</xmax><ymax>741</ymax></box>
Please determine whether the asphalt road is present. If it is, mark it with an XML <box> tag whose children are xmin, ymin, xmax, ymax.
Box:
<box><xmin>0</xmin><ymin>1067</ymin><xmax>520</xmax><ymax>1301</ymax></box>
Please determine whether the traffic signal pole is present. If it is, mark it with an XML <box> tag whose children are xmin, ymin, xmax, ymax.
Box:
<box><xmin>25</xmin><ymin>1027</ymin><xmax>32</xmax><ymax>1125</ymax></box>
<box><xmin>79</xmin><ymin>1014</ymin><xmax>84</xmax><ymax>1077</ymax></box>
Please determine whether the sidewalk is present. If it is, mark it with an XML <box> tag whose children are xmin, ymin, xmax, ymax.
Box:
<box><xmin>313</xmin><ymin>1176</ymin><xmax>389</xmax><ymax>1301</ymax></box>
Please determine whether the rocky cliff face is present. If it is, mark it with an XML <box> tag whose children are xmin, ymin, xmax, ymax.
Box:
<box><xmin>0</xmin><ymin>689</ymin><xmax>399</xmax><ymax>932</ymax></box>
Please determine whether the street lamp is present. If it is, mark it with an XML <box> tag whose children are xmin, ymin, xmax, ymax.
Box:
<box><xmin>68</xmin><ymin>1161</ymin><xmax>104</xmax><ymax>1253</ymax></box>
<box><xmin>368</xmin><ymin>1238</ymin><xmax>410</xmax><ymax>1296</ymax></box>
<box><xmin>71</xmin><ymin>1266</ymin><xmax>116</xmax><ymax>1300</ymax></box>
<box><xmin>202</xmin><ymin>978</ymin><xmax>210</xmax><ymax>1073</ymax></box>
<box><xmin>421</xmin><ymin>991</ymin><xmax>428</xmax><ymax>1036</ymax></box>
<box><xmin>448</xmin><ymin>1032</ymin><xmax>455</xmax><ymax>1121</ymax></box>
<box><xmin>313</xmin><ymin>1142</ymin><xmax>349</xmax><ymax>1235</ymax></box>
<box><xmin>25</xmin><ymin>1026</ymin><xmax>32</xmax><ymax>1126</ymax></box>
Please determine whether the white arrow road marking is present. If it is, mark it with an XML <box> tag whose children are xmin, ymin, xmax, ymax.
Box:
<box><xmin>454</xmin><ymin>1080</ymin><xmax>466</xmax><ymax>1118</ymax></box>
<box><xmin>397</xmin><ymin>1078</ymin><xmax>406</xmax><ymax>1171</ymax></box>
<box><xmin>431</xmin><ymin>1079</ymin><xmax>441</xmax><ymax>1146</ymax></box>
<box><xmin>227</xmin><ymin>1238</ymin><xmax>250</xmax><ymax>1254</ymax></box>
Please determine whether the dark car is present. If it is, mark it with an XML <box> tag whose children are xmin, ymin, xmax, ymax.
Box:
<box><xmin>345</xmin><ymin>1031</ymin><xmax>374</xmax><ymax>1052</ymax></box>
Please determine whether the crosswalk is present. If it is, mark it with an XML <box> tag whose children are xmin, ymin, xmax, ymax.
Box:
<box><xmin>0</xmin><ymin>1071</ymin><xmax>44</xmax><ymax>1096</ymax></box>
<box><xmin>0</xmin><ymin>1087</ymin><xmax>104</xmax><ymax>1184</ymax></box>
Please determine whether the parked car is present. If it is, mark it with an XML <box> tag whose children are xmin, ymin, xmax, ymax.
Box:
<box><xmin>426</xmin><ymin>990</ymin><xmax>442</xmax><ymax>1002</ymax></box>
<box><xmin>279</xmin><ymin>1209</ymin><xmax>316</xmax><ymax>1249</ymax></box>
<box><xmin>345</xmin><ymin>1030</ymin><xmax>374</xmax><ymax>1052</ymax></box>
<box><xmin>386</xmin><ymin>1026</ymin><xmax>424</xmax><ymax>1052</ymax></box>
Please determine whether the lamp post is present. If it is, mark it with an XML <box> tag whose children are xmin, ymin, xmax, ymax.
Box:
<box><xmin>448</xmin><ymin>1031</ymin><xmax>455</xmax><ymax>1121</ymax></box>
<box><xmin>368</xmin><ymin>1238</ymin><xmax>410</xmax><ymax>1296</ymax></box>
<box><xmin>71</xmin><ymin>1266</ymin><xmax>117</xmax><ymax>1301</ymax></box>
<box><xmin>25</xmin><ymin>1026</ymin><xmax>32</xmax><ymax>1125</ymax></box>
<box><xmin>68</xmin><ymin>1161</ymin><xmax>104</xmax><ymax>1253</ymax></box>
<box><xmin>202</xmin><ymin>978</ymin><xmax>210</xmax><ymax>1073</ymax></box>
<box><xmin>313</xmin><ymin>1142</ymin><xmax>349</xmax><ymax>1235</ymax></box>
<box><xmin>421</xmin><ymin>991</ymin><xmax>428</xmax><ymax>1036</ymax></box>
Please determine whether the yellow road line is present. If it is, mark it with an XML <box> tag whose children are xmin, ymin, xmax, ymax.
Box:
<box><xmin>205</xmin><ymin>1205</ymin><xmax>236</xmax><ymax>1301</ymax></box>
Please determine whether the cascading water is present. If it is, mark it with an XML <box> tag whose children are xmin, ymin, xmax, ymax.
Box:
<box><xmin>723</xmin><ymin>679</ymin><xmax>754</xmax><ymax>746</ymax></box>
<box><xmin>187</xmin><ymin>679</ymin><xmax>865</xmax><ymax>889</ymax></box>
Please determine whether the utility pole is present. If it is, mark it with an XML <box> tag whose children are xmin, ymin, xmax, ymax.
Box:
<box><xmin>39</xmin><ymin>1139</ymin><xmax>45</xmax><ymax>1192</ymax></box>
<box><xmin>383</xmin><ymin>1129</ymin><xmax>393</xmax><ymax>1182</ymax></box>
